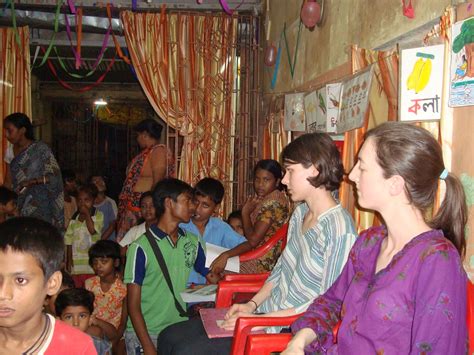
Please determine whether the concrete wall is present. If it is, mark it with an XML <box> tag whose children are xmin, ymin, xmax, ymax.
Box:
<box><xmin>264</xmin><ymin>0</ymin><xmax>460</xmax><ymax>92</ymax></box>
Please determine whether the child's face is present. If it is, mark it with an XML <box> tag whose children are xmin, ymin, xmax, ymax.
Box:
<box><xmin>0</xmin><ymin>200</ymin><xmax>17</xmax><ymax>215</ymax></box>
<box><xmin>77</xmin><ymin>191</ymin><xmax>94</xmax><ymax>211</ymax></box>
<box><xmin>64</xmin><ymin>179</ymin><xmax>77</xmax><ymax>195</ymax></box>
<box><xmin>228</xmin><ymin>217</ymin><xmax>244</xmax><ymax>235</ymax></box>
<box><xmin>0</xmin><ymin>248</ymin><xmax>61</xmax><ymax>330</ymax></box>
<box><xmin>192</xmin><ymin>194</ymin><xmax>217</xmax><ymax>224</ymax></box>
<box><xmin>169</xmin><ymin>192</ymin><xmax>194</xmax><ymax>223</ymax></box>
<box><xmin>140</xmin><ymin>196</ymin><xmax>156</xmax><ymax>223</ymax></box>
<box><xmin>254</xmin><ymin>168</ymin><xmax>280</xmax><ymax>198</ymax></box>
<box><xmin>60</xmin><ymin>305</ymin><xmax>91</xmax><ymax>332</ymax></box>
<box><xmin>90</xmin><ymin>176</ymin><xmax>106</xmax><ymax>193</ymax></box>
<box><xmin>91</xmin><ymin>257</ymin><xmax>116</xmax><ymax>279</ymax></box>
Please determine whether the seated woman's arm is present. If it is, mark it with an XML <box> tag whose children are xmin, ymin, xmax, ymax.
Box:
<box><xmin>288</xmin><ymin>245</ymin><xmax>358</xmax><ymax>353</ymax></box>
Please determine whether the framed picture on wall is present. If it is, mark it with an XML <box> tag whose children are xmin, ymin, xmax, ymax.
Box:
<box><xmin>400</xmin><ymin>45</ymin><xmax>444</xmax><ymax>120</ymax></box>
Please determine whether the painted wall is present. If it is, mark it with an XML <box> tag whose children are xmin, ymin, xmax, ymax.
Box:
<box><xmin>264</xmin><ymin>0</ymin><xmax>459</xmax><ymax>92</ymax></box>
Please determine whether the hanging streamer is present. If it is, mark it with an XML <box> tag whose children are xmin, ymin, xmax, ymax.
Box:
<box><xmin>30</xmin><ymin>0</ymin><xmax>62</xmax><ymax>68</ymax></box>
<box><xmin>132</xmin><ymin>0</ymin><xmax>137</xmax><ymax>11</ymax></box>
<box><xmin>106</xmin><ymin>3</ymin><xmax>131</xmax><ymax>65</ymax></box>
<box><xmin>43</xmin><ymin>46</ymin><xmax>117</xmax><ymax>92</ymax></box>
<box><xmin>75</xmin><ymin>7</ymin><xmax>83</xmax><ymax>69</ymax></box>
<box><xmin>53</xmin><ymin>47</ymin><xmax>108</xmax><ymax>78</ymax></box>
<box><xmin>67</xmin><ymin>0</ymin><xmax>76</xmax><ymax>14</ymax></box>
<box><xmin>282</xmin><ymin>21</ymin><xmax>302</xmax><ymax>78</ymax></box>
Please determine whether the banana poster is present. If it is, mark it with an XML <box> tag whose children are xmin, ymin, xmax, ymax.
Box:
<box><xmin>400</xmin><ymin>45</ymin><xmax>444</xmax><ymax>121</ymax></box>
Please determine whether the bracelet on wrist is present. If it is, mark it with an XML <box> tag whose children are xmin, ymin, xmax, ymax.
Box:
<box><xmin>248</xmin><ymin>299</ymin><xmax>258</xmax><ymax>312</ymax></box>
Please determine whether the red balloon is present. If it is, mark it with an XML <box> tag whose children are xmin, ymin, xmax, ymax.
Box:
<box><xmin>301</xmin><ymin>0</ymin><xmax>321</xmax><ymax>28</ymax></box>
<box><xmin>264</xmin><ymin>44</ymin><xmax>277</xmax><ymax>66</ymax></box>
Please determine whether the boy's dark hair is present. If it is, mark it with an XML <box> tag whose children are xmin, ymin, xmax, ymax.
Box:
<box><xmin>139</xmin><ymin>191</ymin><xmax>154</xmax><ymax>205</ymax></box>
<box><xmin>0</xmin><ymin>217</ymin><xmax>64</xmax><ymax>280</ymax></box>
<box><xmin>55</xmin><ymin>288</ymin><xmax>95</xmax><ymax>317</ymax></box>
<box><xmin>61</xmin><ymin>169</ymin><xmax>76</xmax><ymax>183</ymax></box>
<box><xmin>227</xmin><ymin>210</ymin><xmax>242</xmax><ymax>223</ymax></box>
<box><xmin>0</xmin><ymin>186</ymin><xmax>17</xmax><ymax>205</ymax></box>
<box><xmin>88</xmin><ymin>240</ymin><xmax>121</xmax><ymax>269</ymax></box>
<box><xmin>61</xmin><ymin>269</ymin><xmax>76</xmax><ymax>289</ymax></box>
<box><xmin>134</xmin><ymin>118</ymin><xmax>163</xmax><ymax>140</ymax></box>
<box><xmin>152</xmin><ymin>178</ymin><xmax>193</xmax><ymax>219</ymax></box>
<box><xmin>281</xmin><ymin>132</ymin><xmax>344</xmax><ymax>192</ymax></box>
<box><xmin>4</xmin><ymin>112</ymin><xmax>35</xmax><ymax>140</ymax></box>
<box><xmin>77</xmin><ymin>183</ymin><xmax>99</xmax><ymax>199</ymax></box>
<box><xmin>194</xmin><ymin>178</ymin><xmax>225</xmax><ymax>204</ymax></box>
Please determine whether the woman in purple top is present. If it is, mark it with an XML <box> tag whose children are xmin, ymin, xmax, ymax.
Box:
<box><xmin>284</xmin><ymin>122</ymin><xmax>468</xmax><ymax>354</ymax></box>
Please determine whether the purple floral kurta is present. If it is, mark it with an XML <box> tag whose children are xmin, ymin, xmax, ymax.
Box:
<box><xmin>292</xmin><ymin>226</ymin><xmax>468</xmax><ymax>354</ymax></box>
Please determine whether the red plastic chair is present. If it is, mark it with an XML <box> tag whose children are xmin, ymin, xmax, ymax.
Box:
<box><xmin>239</xmin><ymin>223</ymin><xmax>289</xmax><ymax>262</ymax></box>
<box><xmin>215</xmin><ymin>274</ymin><xmax>268</xmax><ymax>308</ymax></box>
<box><xmin>240</xmin><ymin>281</ymin><xmax>474</xmax><ymax>355</ymax></box>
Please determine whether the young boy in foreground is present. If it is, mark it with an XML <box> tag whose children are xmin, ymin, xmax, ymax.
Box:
<box><xmin>0</xmin><ymin>217</ymin><xmax>96</xmax><ymax>354</ymax></box>
<box><xmin>124</xmin><ymin>178</ymin><xmax>212</xmax><ymax>354</ymax></box>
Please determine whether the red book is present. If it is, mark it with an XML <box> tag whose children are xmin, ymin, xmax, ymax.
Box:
<box><xmin>199</xmin><ymin>308</ymin><xmax>265</xmax><ymax>339</ymax></box>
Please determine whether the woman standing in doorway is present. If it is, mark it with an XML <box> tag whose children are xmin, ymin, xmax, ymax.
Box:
<box><xmin>116</xmin><ymin>119</ymin><xmax>174</xmax><ymax>242</ymax></box>
<box><xmin>3</xmin><ymin>112</ymin><xmax>64</xmax><ymax>230</ymax></box>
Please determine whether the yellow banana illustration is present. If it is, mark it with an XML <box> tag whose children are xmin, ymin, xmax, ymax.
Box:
<box><xmin>406</xmin><ymin>57</ymin><xmax>432</xmax><ymax>94</ymax></box>
<box><xmin>415</xmin><ymin>58</ymin><xmax>431</xmax><ymax>93</ymax></box>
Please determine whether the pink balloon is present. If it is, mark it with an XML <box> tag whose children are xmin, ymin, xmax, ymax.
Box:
<box><xmin>301</xmin><ymin>0</ymin><xmax>321</xmax><ymax>28</ymax></box>
<box><xmin>264</xmin><ymin>44</ymin><xmax>277</xmax><ymax>66</ymax></box>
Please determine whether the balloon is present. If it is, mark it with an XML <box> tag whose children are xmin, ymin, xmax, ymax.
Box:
<box><xmin>301</xmin><ymin>0</ymin><xmax>322</xmax><ymax>28</ymax></box>
<box><xmin>264</xmin><ymin>44</ymin><xmax>277</xmax><ymax>66</ymax></box>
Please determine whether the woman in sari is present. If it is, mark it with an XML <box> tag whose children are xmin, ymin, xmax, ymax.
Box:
<box><xmin>3</xmin><ymin>113</ymin><xmax>64</xmax><ymax>230</ymax></box>
<box><xmin>239</xmin><ymin>159</ymin><xmax>290</xmax><ymax>273</ymax></box>
<box><xmin>116</xmin><ymin>119</ymin><xmax>175</xmax><ymax>242</ymax></box>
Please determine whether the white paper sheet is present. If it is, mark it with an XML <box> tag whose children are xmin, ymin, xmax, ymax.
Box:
<box><xmin>204</xmin><ymin>243</ymin><xmax>240</xmax><ymax>273</ymax></box>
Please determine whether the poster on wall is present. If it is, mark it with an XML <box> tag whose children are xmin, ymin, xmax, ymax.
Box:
<box><xmin>449</xmin><ymin>18</ymin><xmax>474</xmax><ymax>107</ymax></box>
<box><xmin>336</xmin><ymin>66</ymin><xmax>374</xmax><ymax>134</ymax></box>
<box><xmin>326</xmin><ymin>83</ymin><xmax>342</xmax><ymax>133</ymax></box>
<box><xmin>304</xmin><ymin>88</ymin><xmax>327</xmax><ymax>132</ymax></box>
<box><xmin>284</xmin><ymin>93</ymin><xmax>306</xmax><ymax>131</ymax></box>
<box><xmin>400</xmin><ymin>45</ymin><xmax>444</xmax><ymax>121</ymax></box>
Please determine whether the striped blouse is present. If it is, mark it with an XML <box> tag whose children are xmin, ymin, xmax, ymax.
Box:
<box><xmin>258</xmin><ymin>203</ymin><xmax>357</xmax><ymax>333</ymax></box>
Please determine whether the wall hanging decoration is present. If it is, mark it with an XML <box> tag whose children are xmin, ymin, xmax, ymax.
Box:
<box><xmin>402</xmin><ymin>0</ymin><xmax>415</xmax><ymax>19</ymax></box>
<box><xmin>264</xmin><ymin>43</ymin><xmax>277</xmax><ymax>66</ymax></box>
<box><xmin>450</xmin><ymin>18</ymin><xmax>474</xmax><ymax>107</ymax></box>
<box><xmin>400</xmin><ymin>45</ymin><xmax>444</xmax><ymax>121</ymax></box>
<box><xmin>283</xmin><ymin>20</ymin><xmax>303</xmax><ymax>78</ymax></box>
<box><xmin>300</xmin><ymin>0</ymin><xmax>324</xmax><ymax>28</ymax></box>
<box><xmin>284</xmin><ymin>93</ymin><xmax>306</xmax><ymax>131</ymax></box>
<box><xmin>326</xmin><ymin>83</ymin><xmax>342</xmax><ymax>133</ymax></box>
<box><xmin>304</xmin><ymin>88</ymin><xmax>326</xmax><ymax>132</ymax></box>
<box><xmin>336</xmin><ymin>65</ymin><xmax>374</xmax><ymax>134</ymax></box>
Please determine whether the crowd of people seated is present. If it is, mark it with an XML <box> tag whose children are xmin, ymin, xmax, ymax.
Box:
<box><xmin>0</xmin><ymin>114</ymin><xmax>470</xmax><ymax>355</ymax></box>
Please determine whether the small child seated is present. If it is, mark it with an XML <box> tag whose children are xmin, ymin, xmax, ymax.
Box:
<box><xmin>85</xmin><ymin>240</ymin><xmax>127</xmax><ymax>334</ymax></box>
<box><xmin>55</xmin><ymin>288</ymin><xmax>116</xmax><ymax>355</ymax></box>
<box><xmin>0</xmin><ymin>217</ymin><xmax>96</xmax><ymax>354</ymax></box>
<box><xmin>44</xmin><ymin>269</ymin><xmax>76</xmax><ymax>315</ymax></box>
<box><xmin>65</xmin><ymin>183</ymin><xmax>104</xmax><ymax>287</ymax></box>
<box><xmin>227</xmin><ymin>210</ymin><xmax>244</xmax><ymax>236</ymax></box>
<box><xmin>0</xmin><ymin>186</ymin><xmax>18</xmax><ymax>223</ymax></box>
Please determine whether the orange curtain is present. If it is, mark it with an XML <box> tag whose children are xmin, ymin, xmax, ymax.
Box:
<box><xmin>0</xmin><ymin>26</ymin><xmax>32</xmax><ymax>184</ymax></box>
<box><xmin>121</xmin><ymin>11</ymin><xmax>238</xmax><ymax>215</ymax></box>
<box><xmin>339</xmin><ymin>46</ymin><xmax>399</xmax><ymax>231</ymax></box>
<box><xmin>262</xmin><ymin>95</ymin><xmax>288</xmax><ymax>160</ymax></box>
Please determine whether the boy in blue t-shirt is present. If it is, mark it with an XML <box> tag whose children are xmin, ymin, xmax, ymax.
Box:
<box><xmin>180</xmin><ymin>178</ymin><xmax>251</xmax><ymax>285</ymax></box>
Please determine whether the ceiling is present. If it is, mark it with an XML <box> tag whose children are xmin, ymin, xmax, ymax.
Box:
<box><xmin>0</xmin><ymin>1</ymin><xmax>262</xmax><ymax>85</ymax></box>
